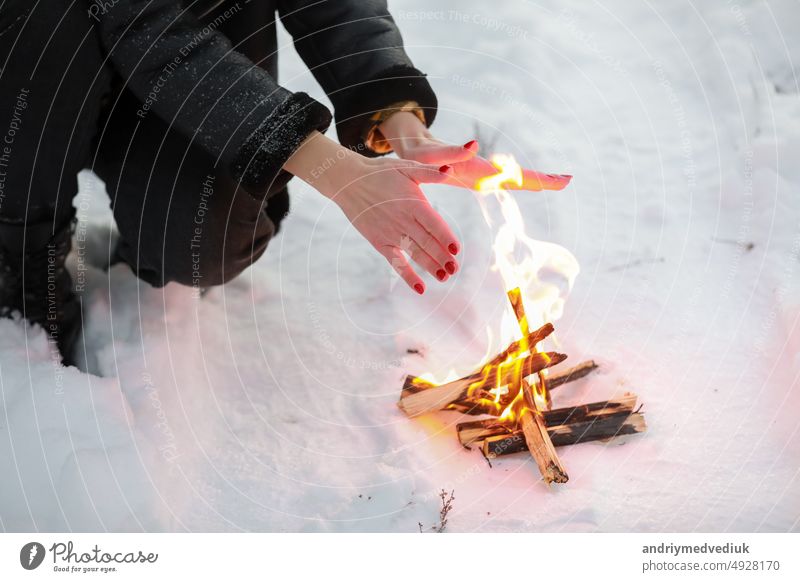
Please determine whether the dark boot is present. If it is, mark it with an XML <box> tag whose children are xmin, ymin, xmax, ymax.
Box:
<box><xmin>0</xmin><ymin>215</ymin><xmax>81</xmax><ymax>365</ymax></box>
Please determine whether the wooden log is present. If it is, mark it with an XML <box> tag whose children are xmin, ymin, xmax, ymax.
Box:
<box><xmin>397</xmin><ymin>351</ymin><xmax>567</xmax><ymax>417</ymax></box>
<box><xmin>401</xmin><ymin>358</ymin><xmax>600</xmax><ymax>417</ymax></box>
<box><xmin>544</xmin><ymin>360</ymin><xmax>599</xmax><ymax>391</ymax></box>
<box><xmin>506</xmin><ymin>288</ymin><xmax>568</xmax><ymax>483</ymax></box>
<box><xmin>483</xmin><ymin>412</ymin><xmax>647</xmax><ymax>457</ymax></box>
<box><xmin>507</xmin><ymin>287</ymin><xmax>552</xmax><ymax>409</ymax></box>
<box><xmin>400</xmin><ymin>377</ymin><xmax>508</xmax><ymax>417</ymax></box>
<box><xmin>399</xmin><ymin>322</ymin><xmax>556</xmax><ymax>401</ymax></box>
<box><xmin>519</xmin><ymin>379</ymin><xmax>569</xmax><ymax>483</ymax></box>
<box><xmin>457</xmin><ymin>394</ymin><xmax>638</xmax><ymax>447</ymax></box>
<box><xmin>398</xmin><ymin>324</ymin><xmax>596</xmax><ymax>419</ymax></box>
<box><xmin>451</xmin><ymin>359</ymin><xmax>601</xmax><ymax>416</ymax></box>
<box><xmin>485</xmin><ymin>322</ymin><xmax>554</xmax><ymax>367</ymax></box>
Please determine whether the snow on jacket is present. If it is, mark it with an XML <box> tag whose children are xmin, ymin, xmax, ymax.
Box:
<box><xmin>97</xmin><ymin>0</ymin><xmax>438</xmax><ymax>194</ymax></box>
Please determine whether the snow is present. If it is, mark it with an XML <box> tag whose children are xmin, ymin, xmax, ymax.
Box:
<box><xmin>1</xmin><ymin>0</ymin><xmax>799</xmax><ymax>532</ymax></box>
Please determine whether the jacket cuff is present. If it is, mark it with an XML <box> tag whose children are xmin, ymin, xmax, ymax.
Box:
<box><xmin>231</xmin><ymin>92</ymin><xmax>332</xmax><ymax>195</ymax></box>
<box><xmin>332</xmin><ymin>65</ymin><xmax>438</xmax><ymax>157</ymax></box>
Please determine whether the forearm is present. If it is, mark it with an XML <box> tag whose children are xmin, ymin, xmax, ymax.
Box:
<box><xmin>98</xmin><ymin>0</ymin><xmax>331</xmax><ymax>194</ymax></box>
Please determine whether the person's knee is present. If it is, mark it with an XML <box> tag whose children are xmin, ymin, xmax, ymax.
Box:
<box><xmin>188</xmin><ymin>221</ymin><xmax>274</xmax><ymax>287</ymax></box>
<box><xmin>116</xmin><ymin>199</ymin><xmax>277</xmax><ymax>289</ymax></box>
<box><xmin>111</xmin><ymin>161</ymin><xmax>286</xmax><ymax>288</ymax></box>
<box><xmin>130</xmin><ymin>216</ymin><xmax>275</xmax><ymax>288</ymax></box>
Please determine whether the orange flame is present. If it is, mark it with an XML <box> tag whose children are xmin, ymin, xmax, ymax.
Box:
<box><xmin>411</xmin><ymin>154</ymin><xmax>578</xmax><ymax>423</ymax></box>
<box><xmin>478</xmin><ymin>155</ymin><xmax>579</xmax><ymax>422</ymax></box>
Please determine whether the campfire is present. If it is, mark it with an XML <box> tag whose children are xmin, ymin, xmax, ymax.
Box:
<box><xmin>397</xmin><ymin>155</ymin><xmax>647</xmax><ymax>485</ymax></box>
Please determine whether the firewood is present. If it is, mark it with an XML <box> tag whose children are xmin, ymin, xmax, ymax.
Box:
<box><xmin>400</xmin><ymin>376</ymin><xmax>507</xmax><ymax>416</ymax></box>
<box><xmin>397</xmin><ymin>351</ymin><xmax>567</xmax><ymax>417</ymax></box>
<box><xmin>544</xmin><ymin>360</ymin><xmax>599</xmax><ymax>390</ymax></box>
<box><xmin>398</xmin><ymin>324</ymin><xmax>588</xmax><ymax>418</ymax></box>
<box><xmin>457</xmin><ymin>394</ymin><xmax>638</xmax><ymax>447</ymax></box>
<box><xmin>447</xmin><ymin>359</ymin><xmax>601</xmax><ymax>417</ymax></box>
<box><xmin>484</xmin><ymin>322</ymin><xmax>554</xmax><ymax>366</ymax></box>
<box><xmin>399</xmin><ymin>322</ymin><xmax>556</xmax><ymax>402</ymax></box>
<box><xmin>507</xmin><ymin>287</ymin><xmax>552</xmax><ymax>409</ymax></box>
<box><xmin>483</xmin><ymin>412</ymin><xmax>647</xmax><ymax>457</ymax></box>
<box><xmin>505</xmin><ymin>288</ymin><xmax>568</xmax><ymax>483</ymax></box>
<box><xmin>519</xmin><ymin>379</ymin><xmax>569</xmax><ymax>483</ymax></box>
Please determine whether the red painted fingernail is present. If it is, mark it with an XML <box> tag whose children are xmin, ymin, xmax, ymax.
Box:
<box><xmin>448</xmin><ymin>243</ymin><xmax>459</xmax><ymax>255</ymax></box>
<box><xmin>436</xmin><ymin>269</ymin><xmax>446</xmax><ymax>281</ymax></box>
<box><xmin>414</xmin><ymin>283</ymin><xmax>424</xmax><ymax>294</ymax></box>
<box><xmin>445</xmin><ymin>261</ymin><xmax>456</xmax><ymax>274</ymax></box>
<box><xmin>439</xmin><ymin>164</ymin><xmax>453</xmax><ymax>174</ymax></box>
<box><xmin>463</xmin><ymin>140</ymin><xmax>478</xmax><ymax>151</ymax></box>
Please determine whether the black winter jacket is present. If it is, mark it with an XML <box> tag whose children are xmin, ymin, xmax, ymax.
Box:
<box><xmin>98</xmin><ymin>0</ymin><xmax>438</xmax><ymax>194</ymax></box>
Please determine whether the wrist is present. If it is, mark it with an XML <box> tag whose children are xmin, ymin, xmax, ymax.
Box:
<box><xmin>316</xmin><ymin>150</ymin><xmax>370</xmax><ymax>202</ymax></box>
<box><xmin>284</xmin><ymin>131</ymin><xmax>366</xmax><ymax>200</ymax></box>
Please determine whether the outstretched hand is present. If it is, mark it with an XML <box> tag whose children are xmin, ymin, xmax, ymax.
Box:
<box><xmin>381</xmin><ymin>112</ymin><xmax>572</xmax><ymax>191</ymax></box>
<box><xmin>284</xmin><ymin>111</ymin><xmax>574</xmax><ymax>295</ymax></box>
<box><xmin>394</xmin><ymin>135</ymin><xmax>572</xmax><ymax>191</ymax></box>
<box><xmin>327</xmin><ymin>157</ymin><xmax>461</xmax><ymax>294</ymax></box>
<box><xmin>284</xmin><ymin>132</ymin><xmax>461</xmax><ymax>294</ymax></box>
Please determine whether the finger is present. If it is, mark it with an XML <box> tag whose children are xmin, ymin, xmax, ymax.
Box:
<box><xmin>514</xmin><ymin>169</ymin><xmax>572</xmax><ymax>191</ymax></box>
<box><xmin>412</xmin><ymin>203</ymin><xmax>461</xmax><ymax>256</ymax></box>
<box><xmin>407</xmin><ymin>221</ymin><xmax>458</xmax><ymax>277</ymax></box>
<box><xmin>380</xmin><ymin>246</ymin><xmax>425</xmax><ymax>294</ymax></box>
<box><xmin>463</xmin><ymin>157</ymin><xmax>572</xmax><ymax>192</ymax></box>
<box><xmin>406</xmin><ymin>240</ymin><xmax>450</xmax><ymax>282</ymax></box>
<box><xmin>414</xmin><ymin>141</ymin><xmax>480</xmax><ymax>165</ymax></box>
<box><xmin>399</xmin><ymin>162</ymin><xmax>454</xmax><ymax>184</ymax></box>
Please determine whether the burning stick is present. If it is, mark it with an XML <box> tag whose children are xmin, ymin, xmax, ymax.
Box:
<box><xmin>506</xmin><ymin>288</ymin><xmax>568</xmax><ymax>484</ymax></box>
<box><xmin>518</xmin><ymin>380</ymin><xmax>569</xmax><ymax>483</ymax></box>
<box><xmin>484</xmin><ymin>412</ymin><xmax>647</xmax><ymax>457</ymax></box>
<box><xmin>457</xmin><ymin>394</ymin><xmax>639</xmax><ymax>447</ymax></box>
<box><xmin>484</xmin><ymin>323</ymin><xmax>555</xmax><ymax>367</ymax></box>
<box><xmin>544</xmin><ymin>360</ymin><xmax>599</xmax><ymax>390</ymax></box>
<box><xmin>398</xmin><ymin>323</ymin><xmax>561</xmax><ymax>416</ymax></box>
<box><xmin>507</xmin><ymin>288</ymin><xmax>552</xmax><ymax>408</ymax></box>
<box><xmin>397</xmin><ymin>351</ymin><xmax>567</xmax><ymax>417</ymax></box>
<box><xmin>401</xmin><ymin>358</ymin><xmax>601</xmax><ymax>417</ymax></box>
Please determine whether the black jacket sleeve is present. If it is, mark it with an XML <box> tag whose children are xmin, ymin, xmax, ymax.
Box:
<box><xmin>97</xmin><ymin>0</ymin><xmax>332</xmax><ymax>194</ymax></box>
<box><xmin>277</xmin><ymin>0</ymin><xmax>438</xmax><ymax>155</ymax></box>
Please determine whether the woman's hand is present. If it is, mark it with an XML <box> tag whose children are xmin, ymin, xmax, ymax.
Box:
<box><xmin>380</xmin><ymin>112</ymin><xmax>573</xmax><ymax>191</ymax></box>
<box><xmin>284</xmin><ymin>132</ymin><xmax>460</xmax><ymax>294</ymax></box>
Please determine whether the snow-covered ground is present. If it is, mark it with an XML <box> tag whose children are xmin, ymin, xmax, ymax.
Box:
<box><xmin>2</xmin><ymin>0</ymin><xmax>799</xmax><ymax>532</ymax></box>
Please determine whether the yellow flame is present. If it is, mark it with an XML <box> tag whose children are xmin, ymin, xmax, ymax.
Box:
<box><xmin>477</xmin><ymin>155</ymin><xmax>580</xmax><ymax>333</ymax></box>
<box><xmin>412</xmin><ymin>154</ymin><xmax>579</xmax><ymax>423</ymax></box>
<box><xmin>478</xmin><ymin>154</ymin><xmax>580</xmax><ymax>421</ymax></box>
